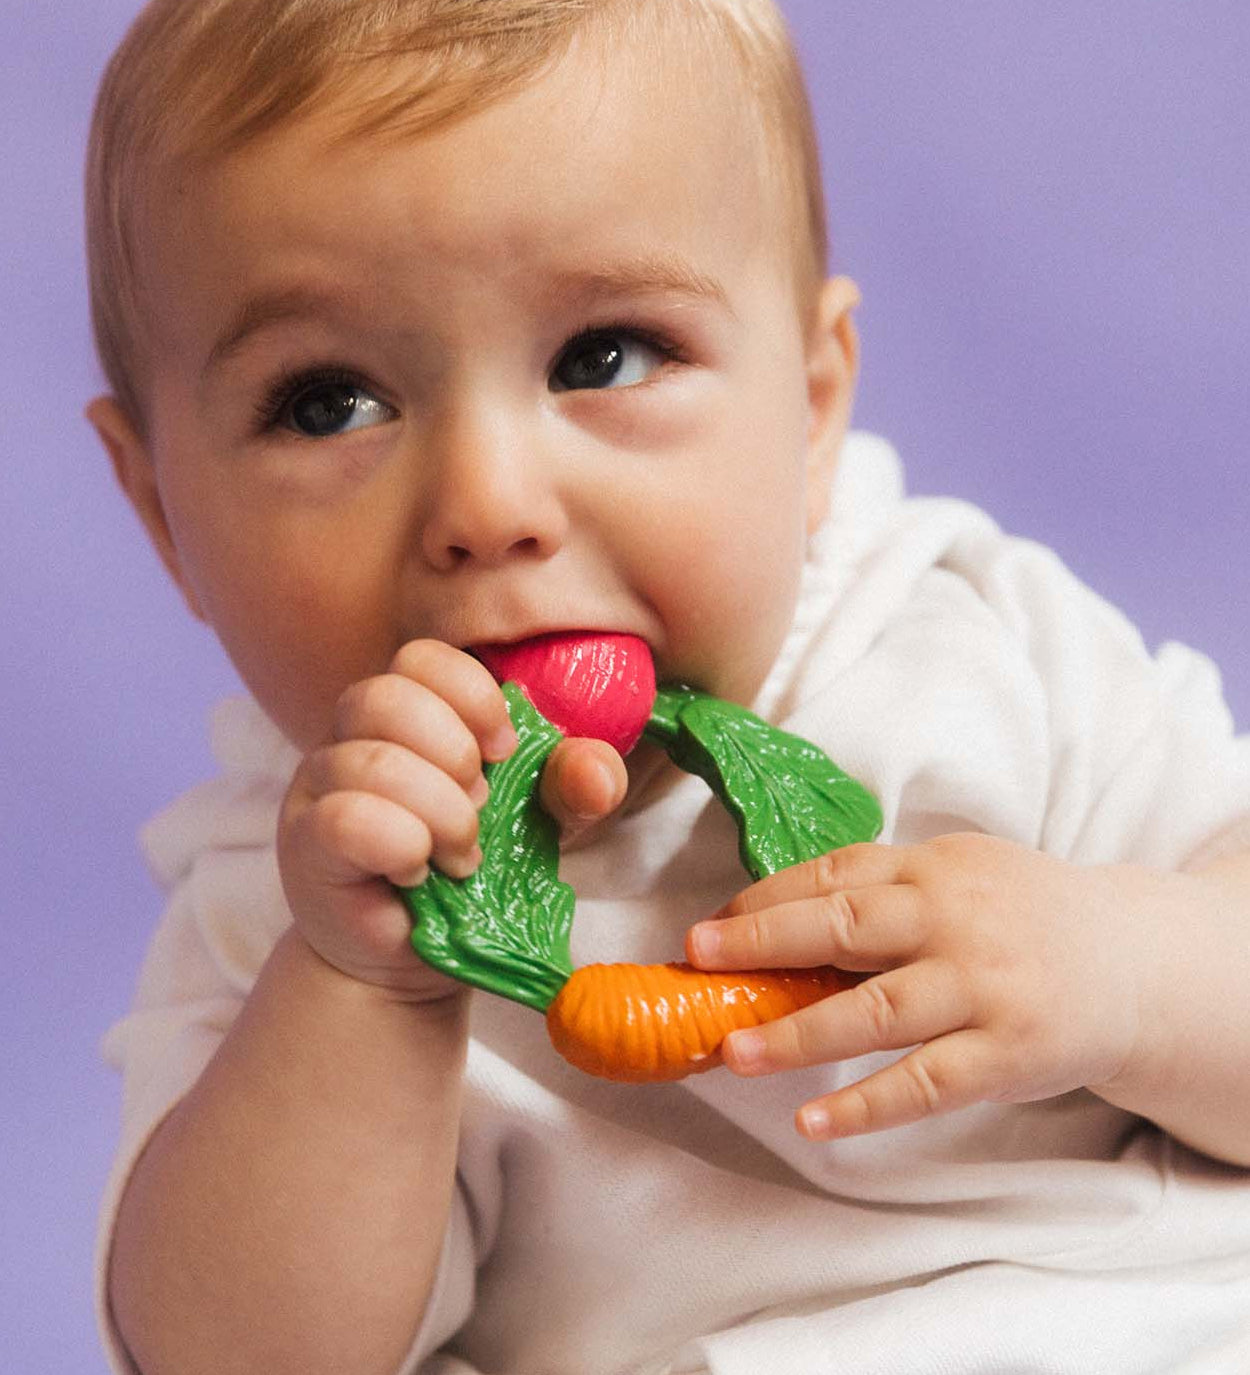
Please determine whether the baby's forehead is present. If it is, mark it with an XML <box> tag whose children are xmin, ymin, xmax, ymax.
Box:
<box><xmin>168</xmin><ymin>6</ymin><xmax>738</xmax><ymax>167</ymax></box>
<box><xmin>287</xmin><ymin>17</ymin><xmax>763</xmax><ymax>156</ymax></box>
<box><xmin>128</xmin><ymin>33</ymin><xmax>815</xmax><ymax>394</ymax></box>
<box><xmin>88</xmin><ymin>0</ymin><xmax>824</xmax><ymax>421</ymax></box>
<box><xmin>170</xmin><ymin>35</ymin><xmax>772</xmax><ymax>274</ymax></box>
<box><xmin>181</xmin><ymin>28</ymin><xmax>774</xmax><ymax>238</ymax></box>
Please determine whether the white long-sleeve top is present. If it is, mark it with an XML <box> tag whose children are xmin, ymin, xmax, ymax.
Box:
<box><xmin>97</xmin><ymin>433</ymin><xmax>1250</xmax><ymax>1374</ymax></box>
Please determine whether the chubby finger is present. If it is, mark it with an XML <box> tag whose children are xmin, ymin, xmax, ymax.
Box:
<box><xmin>538</xmin><ymin>737</ymin><xmax>628</xmax><ymax>834</ymax></box>
<box><xmin>714</xmin><ymin>843</ymin><xmax>906</xmax><ymax>921</ymax></box>
<box><xmin>333</xmin><ymin>675</ymin><xmax>493</xmax><ymax>804</ymax></box>
<box><xmin>722</xmin><ymin>962</ymin><xmax>970</xmax><ymax>1077</ymax></box>
<box><xmin>303</xmin><ymin>740</ymin><xmax>483</xmax><ymax>879</ymax></box>
<box><xmin>390</xmin><ymin>639</ymin><xmax>519</xmax><ymax>761</ymax></box>
<box><xmin>794</xmin><ymin>1030</ymin><xmax>1001</xmax><ymax>1139</ymax></box>
<box><xmin>288</xmin><ymin>789</ymin><xmax>437</xmax><ymax>890</ymax></box>
<box><xmin>688</xmin><ymin>880</ymin><xmax>923</xmax><ymax>973</ymax></box>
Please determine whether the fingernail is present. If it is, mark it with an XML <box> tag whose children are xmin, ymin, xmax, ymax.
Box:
<box><xmin>484</xmin><ymin>725</ymin><xmax>518</xmax><ymax>762</ymax></box>
<box><xmin>690</xmin><ymin>923</ymin><xmax>721</xmax><ymax>963</ymax></box>
<box><xmin>591</xmin><ymin>758</ymin><xmax>622</xmax><ymax>806</ymax></box>
<box><xmin>800</xmin><ymin>1106</ymin><xmax>831</xmax><ymax>1138</ymax></box>
<box><xmin>444</xmin><ymin>845</ymin><xmax>483</xmax><ymax>879</ymax></box>
<box><xmin>572</xmin><ymin>759</ymin><xmax>618</xmax><ymax>820</ymax></box>
<box><xmin>727</xmin><ymin>1029</ymin><xmax>763</xmax><ymax>1068</ymax></box>
<box><xmin>469</xmin><ymin>774</ymin><xmax>489</xmax><ymax>807</ymax></box>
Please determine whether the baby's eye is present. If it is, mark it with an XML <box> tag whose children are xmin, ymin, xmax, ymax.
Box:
<box><xmin>286</xmin><ymin>380</ymin><xmax>393</xmax><ymax>437</ymax></box>
<box><xmin>261</xmin><ymin>371</ymin><xmax>396</xmax><ymax>438</ymax></box>
<box><xmin>549</xmin><ymin>330</ymin><xmax>669</xmax><ymax>392</ymax></box>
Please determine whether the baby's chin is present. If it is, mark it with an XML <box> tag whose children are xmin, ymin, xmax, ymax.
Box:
<box><xmin>264</xmin><ymin>699</ymin><xmax>337</xmax><ymax>755</ymax></box>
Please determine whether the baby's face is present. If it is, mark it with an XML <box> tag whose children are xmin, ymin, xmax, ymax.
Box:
<box><xmin>123</xmin><ymin>31</ymin><xmax>854</xmax><ymax>750</ymax></box>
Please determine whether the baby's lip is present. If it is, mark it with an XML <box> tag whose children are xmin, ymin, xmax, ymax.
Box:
<box><xmin>470</xmin><ymin>629</ymin><xmax>638</xmax><ymax>677</ymax></box>
<box><xmin>468</xmin><ymin>628</ymin><xmax>632</xmax><ymax>660</ymax></box>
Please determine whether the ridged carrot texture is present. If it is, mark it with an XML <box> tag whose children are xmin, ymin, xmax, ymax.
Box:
<box><xmin>547</xmin><ymin>962</ymin><xmax>852</xmax><ymax>1083</ymax></box>
<box><xmin>400</xmin><ymin>633</ymin><xmax>882</xmax><ymax>1083</ymax></box>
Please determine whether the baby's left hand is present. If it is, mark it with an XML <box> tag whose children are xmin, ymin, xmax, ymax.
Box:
<box><xmin>687</xmin><ymin>835</ymin><xmax>1179</xmax><ymax>1139</ymax></box>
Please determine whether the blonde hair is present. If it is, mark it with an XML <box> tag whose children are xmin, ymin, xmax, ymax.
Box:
<box><xmin>85</xmin><ymin>0</ymin><xmax>828</xmax><ymax>429</ymax></box>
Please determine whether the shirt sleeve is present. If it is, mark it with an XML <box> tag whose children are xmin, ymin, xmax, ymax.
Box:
<box><xmin>941</xmin><ymin>525</ymin><xmax>1250</xmax><ymax>869</ymax></box>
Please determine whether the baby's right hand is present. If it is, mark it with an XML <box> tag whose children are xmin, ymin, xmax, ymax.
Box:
<box><xmin>277</xmin><ymin>640</ymin><xmax>520</xmax><ymax>1000</ymax></box>
<box><xmin>277</xmin><ymin>639</ymin><xmax>629</xmax><ymax>1000</ymax></box>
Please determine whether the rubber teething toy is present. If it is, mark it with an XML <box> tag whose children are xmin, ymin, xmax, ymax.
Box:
<box><xmin>400</xmin><ymin>632</ymin><xmax>882</xmax><ymax>1082</ymax></box>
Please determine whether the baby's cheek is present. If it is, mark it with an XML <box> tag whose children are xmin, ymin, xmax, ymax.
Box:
<box><xmin>658</xmin><ymin>531</ymin><xmax>803</xmax><ymax>700</ymax></box>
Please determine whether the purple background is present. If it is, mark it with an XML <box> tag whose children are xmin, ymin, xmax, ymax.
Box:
<box><xmin>4</xmin><ymin>2</ymin><xmax>1247</xmax><ymax>1369</ymax></box>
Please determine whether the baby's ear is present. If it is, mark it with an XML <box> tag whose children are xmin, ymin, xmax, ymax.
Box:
<box><xmin>803</xmin><ymin>276</ymin><xmax>861</xmax><ymax>535</ymax></box>
<box><xmin>86</xmin><ymin>396</ymin><xmax>207</xmax><ymax>623</ymax></box>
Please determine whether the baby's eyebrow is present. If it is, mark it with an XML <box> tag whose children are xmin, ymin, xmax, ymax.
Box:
<box><xmin>550</xmin><ymin>254</ymin><xmax>735</xmax><ymax>315</ymax></box>
<box><xmin>204</xmin><ymin>253</ymin><xmax>733</xmax><ymax>374</ymax></box>
<box><xmin>205</xmin><ymin>286</ymin><xmax>344</xmax><ymax>374</ymax></box>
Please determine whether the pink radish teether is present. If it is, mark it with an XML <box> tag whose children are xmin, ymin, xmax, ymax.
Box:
<box><xmin>475</xmin><ymin>631</ymin><xmax>656</xmax><ymax>756</ymax></box>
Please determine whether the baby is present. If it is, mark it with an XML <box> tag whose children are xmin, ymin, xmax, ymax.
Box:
<box><xmin>86</xmin><ymin>1</ymin><xmax>1250</xmax><ymax>1373</ymax></box>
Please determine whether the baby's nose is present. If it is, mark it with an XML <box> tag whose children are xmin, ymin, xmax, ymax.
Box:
<box><xmin>418</xmin><ymin>408</ymin><xmax>568</xmax><ymax>570</ymax></box>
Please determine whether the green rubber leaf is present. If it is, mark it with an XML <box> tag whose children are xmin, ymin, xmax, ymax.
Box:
<box><xmin>399</xmin><ymin>684</ymin><xmax>574</xmax><ymax>1013</ymax></box>
<box><xmin>644</xmin><ymin>685</ymin><xmax>883</xmax><ymax>881</ymax></box>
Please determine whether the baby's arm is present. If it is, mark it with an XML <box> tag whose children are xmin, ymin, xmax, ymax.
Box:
<box><xmin>687</xmin><ymin>836</ymin><xmax>1250</xmax><ymax>1168</ymax></box>
<box><xmin>108</xmin><ymin>642</ymin><xmax>625</xmax><ymax>1375</ymax></box>
<box><xmin>1093</xmin><ymin>846</ymin><xmax>1250</xmax><ymax>1164</ymax></box>
<box><xmin>110</xmin><ymin>926</ymin><xmax>470</xmax><ymax>1375</ymax></box>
